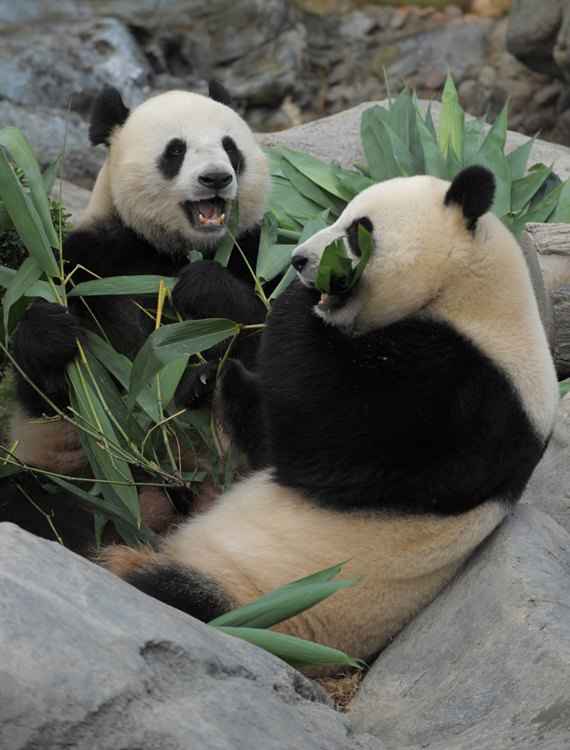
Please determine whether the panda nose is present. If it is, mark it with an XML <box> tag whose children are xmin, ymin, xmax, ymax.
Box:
<box><xmin>199</xmin><ymin>171</ymin><xmax>233</xmax><ymax>190</ymax></box>
<box><xmin>291</xmin><ymin>254</ymin><xmax>308</xmax><ymax>272</ymax></box>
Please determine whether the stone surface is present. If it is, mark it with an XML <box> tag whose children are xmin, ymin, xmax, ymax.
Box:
<box><xmin>507</xmin><ymin>0</ymin><xmax>565</xmax><ymax>77</ymax></box>
<box><xmin>0</xmin><ymin>17</ymin><xmax>150</xmax><ymax>115</ymax></box>
<box><xmin>0</xmin><ymin>524</ymin><xmax>383</xmax><ymax>750</ymax></box>
<box><xmin>0</xmin><ymin>101</ymin><xmax>104</xmax><ymax>187</ymax></box>
<box><xmin>523</xmin><ymin>401</ymin><xmax>570</xmax><ymax>534</ymax></box>
<box><xmin>350</xmin><ymin>505</ymin><xmax>570</xmax><ymax>750</ymax></box>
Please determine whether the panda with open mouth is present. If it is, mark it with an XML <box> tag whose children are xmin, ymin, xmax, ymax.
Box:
<box><xmin>100</xmin><ymin>166</ymin><xmax>558</xmax><ymax>670</ymax></box>
<box><xmin>2</xmin><ymin>82</ymin><xmax>273</xmax><ymax>545</ymax></box>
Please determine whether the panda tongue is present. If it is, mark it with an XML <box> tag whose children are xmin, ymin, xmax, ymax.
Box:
<box><xmin>198</xmin><ymin>201</ymin><xmax>223</xmax><ymax>225</ymax></box>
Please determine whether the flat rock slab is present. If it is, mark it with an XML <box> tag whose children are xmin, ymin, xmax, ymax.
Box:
<box><xmin>0</xmin><ymin>524</ymin><xmax>383</xmax><ymax>750</ymax></box>
<box><xmin>349</xmin><ymin>506</ymin><xmax>570</xmax><ymax>750</ymax></box>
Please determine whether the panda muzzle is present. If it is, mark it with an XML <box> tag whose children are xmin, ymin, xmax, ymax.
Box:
<box><xmin>182</xmin><ymin>197</ymin><xmax>227</xmax><ymax>229</ymax></box>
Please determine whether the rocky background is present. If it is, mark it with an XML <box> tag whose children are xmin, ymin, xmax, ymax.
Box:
<box><xmin>0</xmin><ymin>0</ymin><xmax>569</xmax><ymax>188</ymax></box>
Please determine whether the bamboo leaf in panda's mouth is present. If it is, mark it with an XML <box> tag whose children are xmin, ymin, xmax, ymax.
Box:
<box><xmin>315</xmin><ymin>225</ymin><xmax>374</xmax><ymax>298</ymax></box>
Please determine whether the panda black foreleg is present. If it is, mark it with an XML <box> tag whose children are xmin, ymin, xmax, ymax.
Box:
<box><xmin>172</xmin><ymin>260</ymin><xmax>267</xmax><ymax>325</ymax></box>
<box><xmin>11</xmin><ymin>299</ymin><xmax>82</xmax><ymax>417</ymax></box>
<box><xmin>219</xmin><ymin>358</ymin><xmax>268</xmax><ymax>469</ymax></box>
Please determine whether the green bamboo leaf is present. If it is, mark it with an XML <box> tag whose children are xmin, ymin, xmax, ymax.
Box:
<box><xmin>361</xmin><ymin>107</ymin><xmax>402</xmax><ymax>181</ymax></box>
<box><xmin>85</xmin><ymin>331</ymin><xmax>162</xmax><ymax>423</ymax></box>
<box><xmin>550</xmin><ymin>181</ymin><xmax>570</xmax><ymax>223</ymax></box>
<box><xmin>334</xmin><ymin>170</ymin><xmax>374</xmax><ymax>198</ymax></box>
<box><xmin>268</xmin><ymin>265</ymin><xmax>296</xmax><ymax>301</ymax></box>
<box><xmin>415</xmin><ymin>113</ymin><xmax>448</xmax><ymax>179</ymax></box>
<box><xmin>69</xmin><ymin>275</ymin><xmax>176</xmax><ymax>298</ymax></box>
<box><xmin>270</xmin><ymin>175</ymin><xmax>322</xmax><ymax>222</ymax></box>
<box><xmin>316</xmin><ymin>240</ymin><xmax>353</xmax><ymax>294</ymax></box>
<box><xmin>478</xmin><ymin>102</ymin><xmax>509</xmax><ymax>157</ymax></box>
<box><xmin>157</xmin><ymin>356</ymin><xmax>190</xmax><ymax>410</ymax></box>
<box><xmin>273</xmin><ymin>146</ymin><xmax>354</xmax><ymax>202</ymax></box>
<box><xmin>255</xmin><ymin>211</ymin><xmax>279</xmax><ymax>280</ymax></box>
<box><xmin>214</xmin><ymin>202</ymin><xmax>240</xmax><ymax>267</ymax></box>
<box><xmin>210</xmin><ymin>580</ymin><xmax>355</xmax><ymax>629</ymax></box>
<box><xmin>49</xmin><ymin>475</ymin><xmax>142</xmax><ymax>529</ymax></box>
<box><xmin>67</xmin><ymin>359</ymin><xmax>141</xmax><ymax>523</ymax></box>
<box><xmin>0</xmin><ymin>462</ymin><xmax>22</xmax><ymax>479</ymax></box>
<box><xmin>3</xmin><ymin>256</ymin><xmax>42</xmax><ymax>332</ymax></box>
<box><xmin>463</xmin><ymin>118</ymin><xmax>486</xmax><ymax>166</ymax></box>
<box><xmin>0</xmin><ymin>146</ymin><xmax>59</xmax><ymax>277</ymax></box>
<box><xmin>507</xmin><ymin>137</ymin><xmax>535</xmax><ymax>181</ymax></box>
<box><xmin>43</xmin><ymin>156</ymin><xmax>62</xmax><ymax>196</ymax></box>
<box><xmin>280</xmin><ymin>156</ymin><xmax>344</xmax><ymax>216</ymax></box>
<box><xmin>389</xmin><ymin>90</ymin><xmax>424</xmax><ymax>174</ymax></box>
<box><xmin>511</xmin><ymin>165</ymin><xmax>552</xmax><ymax>214</ymax></box>
<box><xmin>0</xmin><ymin>128</ymin><xmax>58</xmax><ymax>248</ymax></box>
<box><xmin>215</xmin><ymin>626</ymin><xmax>362</xmax><ymax>668</ymax></box>
<box><xmin>438</xmin><ymin>75</ymin><xmax>465</xmax><ymax>162</ymax></box>
<box><xmin>129</xmin><ymin>318</ymin><xmax>239</xmax><ymax>407</ymax></box>
<box><xmin>257</xmin><ymin>244</ymin><xmax>294</xmax><ymax>285</ymax></box>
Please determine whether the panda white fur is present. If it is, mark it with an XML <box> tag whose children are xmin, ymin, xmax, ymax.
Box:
<box><xmin>2</xmin><ymin>82</ymin><xmax>270</xmax><ymax>542</ymax></box>
<box><xmin>100</xmin><ymin>166</ymin><xmax>558</xmax><ymax>666</ymax></box>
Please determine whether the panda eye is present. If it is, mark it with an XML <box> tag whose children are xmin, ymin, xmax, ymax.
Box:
<box><xmin>222</xmin><ymin>136</ymin><xmax>244</xmax><ymax>173</ymax></box>
<box><xmin>346</xmin><ymin>217</ymin><xmax>373</xmax><ymax>258</ymax></box>
<box><xmin>165</xmin><ymin>139</ymin><xmax>187</xmax><ymax>158</ymax></box>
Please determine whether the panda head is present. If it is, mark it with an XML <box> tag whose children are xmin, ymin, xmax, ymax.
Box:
<box><xmin>291</xmin><ymin>166</ymin><xmax>506</xmax><ymax>331</ymax></box>
<box><xmin>87</xmin><ymin>83</ymin><xmax>269</xmax><ymax>254</ymax></box>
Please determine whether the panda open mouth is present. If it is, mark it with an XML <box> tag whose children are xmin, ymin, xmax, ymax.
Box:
<box><xmin>181</xmin><ymin>197</ymin><xmax>228</xmax><ymax>231</ymax></box>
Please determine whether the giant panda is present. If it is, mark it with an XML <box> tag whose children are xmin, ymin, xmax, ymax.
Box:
<box><xmin>1</xmin><ymin>82</ymin><xmax>271</xmax><ymax>545</ymax></box>
<box><xmin>99</xmin><ymin>166</ymin><xmax>558</xmax><ymax>667</ymax></box>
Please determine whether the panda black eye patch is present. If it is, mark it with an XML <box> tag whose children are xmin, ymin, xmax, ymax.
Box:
<box><xmin>222</xmin><ymin>136</ymin><xmax>244</xmax><ymax>174</ymax></box>
<box><xmin>346</xmin><ymin>217</ymin><xmax>373</xmax><ymax>257</ymax></box>
<box><xmin>158</xmin><ymin>138</ymin><xmax>187</xmax><ymax>180</ymax></box>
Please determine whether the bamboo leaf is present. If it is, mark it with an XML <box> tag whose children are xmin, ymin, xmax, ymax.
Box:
<box><xmin>3</xmin><ymin>257</ymin><xmax>42</xmax><ymax>333</ymax></box>
<box><xmin>438</xmin><ymin>75</ymin><xmax>465</xmax><ymax>162</ymax></box>
<box><xmin>507</xmin><ymin>137</ymin><xmax>535</xmax><ymax>181</ymax></box>
<box><xmin>361</xmin><ymin>107</ymin><xmax>402</xmax><ymax>181</ymax></box>
<box><xmin>272</xmin><ymin>146</ymin><xmax>355</xmax><ymax>202</ymax></box>
<box><xmin>214</xmin><ymin>202</ymin><xmax>240</xmax><ymax>267</ymax></box>
<box><xmin>511</xmin><ymin>164</ymin><xmax>552</xmax><ymax>214</ymax></box>
<box><xmin>0</xmin><ymin>146</ymin><xmax>59</xmax><ymax>277</ymax></box>
<box><xmin>0</xmin><ymin>128</ymin><xmax>59</xmax><ymax>248</ymax></box>
<box><xmin>255</xmin><ymin>211</ymin><xmax>279</xmax><ymax>280</ymax></box>
<box><xmin>67</xmin><ymin>358</ymin><xmax>140</xmax><ymax>523</ymax></box>
<box><xmin>129</xmin><ymin>319</ymin><xmax>239</xmax><ymax>406</ymax></box>
<box><xmin>415</xmin><ymin>112</ymin><xmax>448</xmax><ymax>179</ymax></box>
<box><xmin>69</xmin><ymin>275</ymin><xmax>176</xmax><ymax>298</ymax></box>
<box><xmin>280</xmin><ymin>156</ymin><xmax>344</xmax><ymax>216</ymax></box>
<box><xmin>215</xmin><ymin>626</ymin><xmax>362</xmax><ymax>668</ymax></box>
<box><xmin>210</xmin><ymin>580</ymin><xmax>355</xmax><ymax>629</ymax></box>
<box><xmin>550</xmin><ymin>181</ymin><xmax>570</xmax><ymax>223</ymax></box>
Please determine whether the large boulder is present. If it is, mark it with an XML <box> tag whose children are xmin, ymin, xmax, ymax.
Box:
<box><xmin>0</xmin><ymin>523</ymin><xmax>383</xmax><ymax>750</ymax></box>
<box><xmin>350</xmin><ymin>506</ymin><xmax>570</xmax><ymax>750</ymax></box>
<box><xmin>0</xmin><ymin>17</ymin><xmax>150</xmax><ymax>115</ymax></box>
<box><xmin>507</xmin><ymin>0</ymin><xmax>570</xmax><ymax>80</ymax></box>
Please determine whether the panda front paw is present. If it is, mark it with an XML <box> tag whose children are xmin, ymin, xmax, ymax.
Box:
<box><xmin>12</xmin><ymin>300</ymin><xmax>82</xmax><ymax>415</ymax></box>
<box><xmin>172</xmin><ymin>260</ymin><xmax>234</xmax><ymax>320</ymax></box>
<box><xmin>174</xmin><ymin>360</ymin><xmax>219</xmax><ymax>409</ymax></box>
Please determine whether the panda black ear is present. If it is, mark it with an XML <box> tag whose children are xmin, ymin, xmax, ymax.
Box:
<box><xmin>444</xmin><ymin>166</ymin><xmax>495</xmax><ymax>231</ymax></box>
<box><xmin>208</xmin><ymin>80</ymin><xmax>234</xmax><ymax>108</ymax></box>
<box><xmin>89</xmin><ymin>86</ymin><xmax>130</xmax><ymax>147</ymax></box>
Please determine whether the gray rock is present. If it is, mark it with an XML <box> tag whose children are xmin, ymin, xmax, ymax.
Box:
<box><xmin>0</xmin><ymin>17</ymin><xmax>149</xmax><ymax>115</ymax></box>
<box><xmin>386</xmin><ymin>19</ymin><xmax>492</xmax><ymax>87</ymax></box>
<box><xmin>218</xmin><ymin>25</ymin><xmax>306</xmax><ymax>107</ymax></box>
<box><xmin>0</xmin><ymin>524</ymin><xmax>383</xmax><ymax>750</ymax></box>
<box><xmin>523</xmin><ymin>401</ymin><xmax>570</xmax><ymax>533</ymax></box>
<box><xmin>52</xmin><ymin>180</ymin><xmax>92</xmax><ymax>226</ymax></box>
<box><xmin>350</xmin><ymin>506</ymin><xmax>570</xmax><ymax>750</ymax></box>
<box><xmin>0</xmin><ymin>101</ymin><xmax>103</xmax><ymax>187</ymax></box>
<box><xmin>507</xmin><ymin>0</ymin><xmax>565</xmax><ymax>77</ymax></box>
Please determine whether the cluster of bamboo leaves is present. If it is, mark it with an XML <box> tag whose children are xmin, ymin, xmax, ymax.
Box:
<box><xmin>265</xmin><ymin>76</ymin><xmax>570</xmax><ymax>287</ymax></box>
